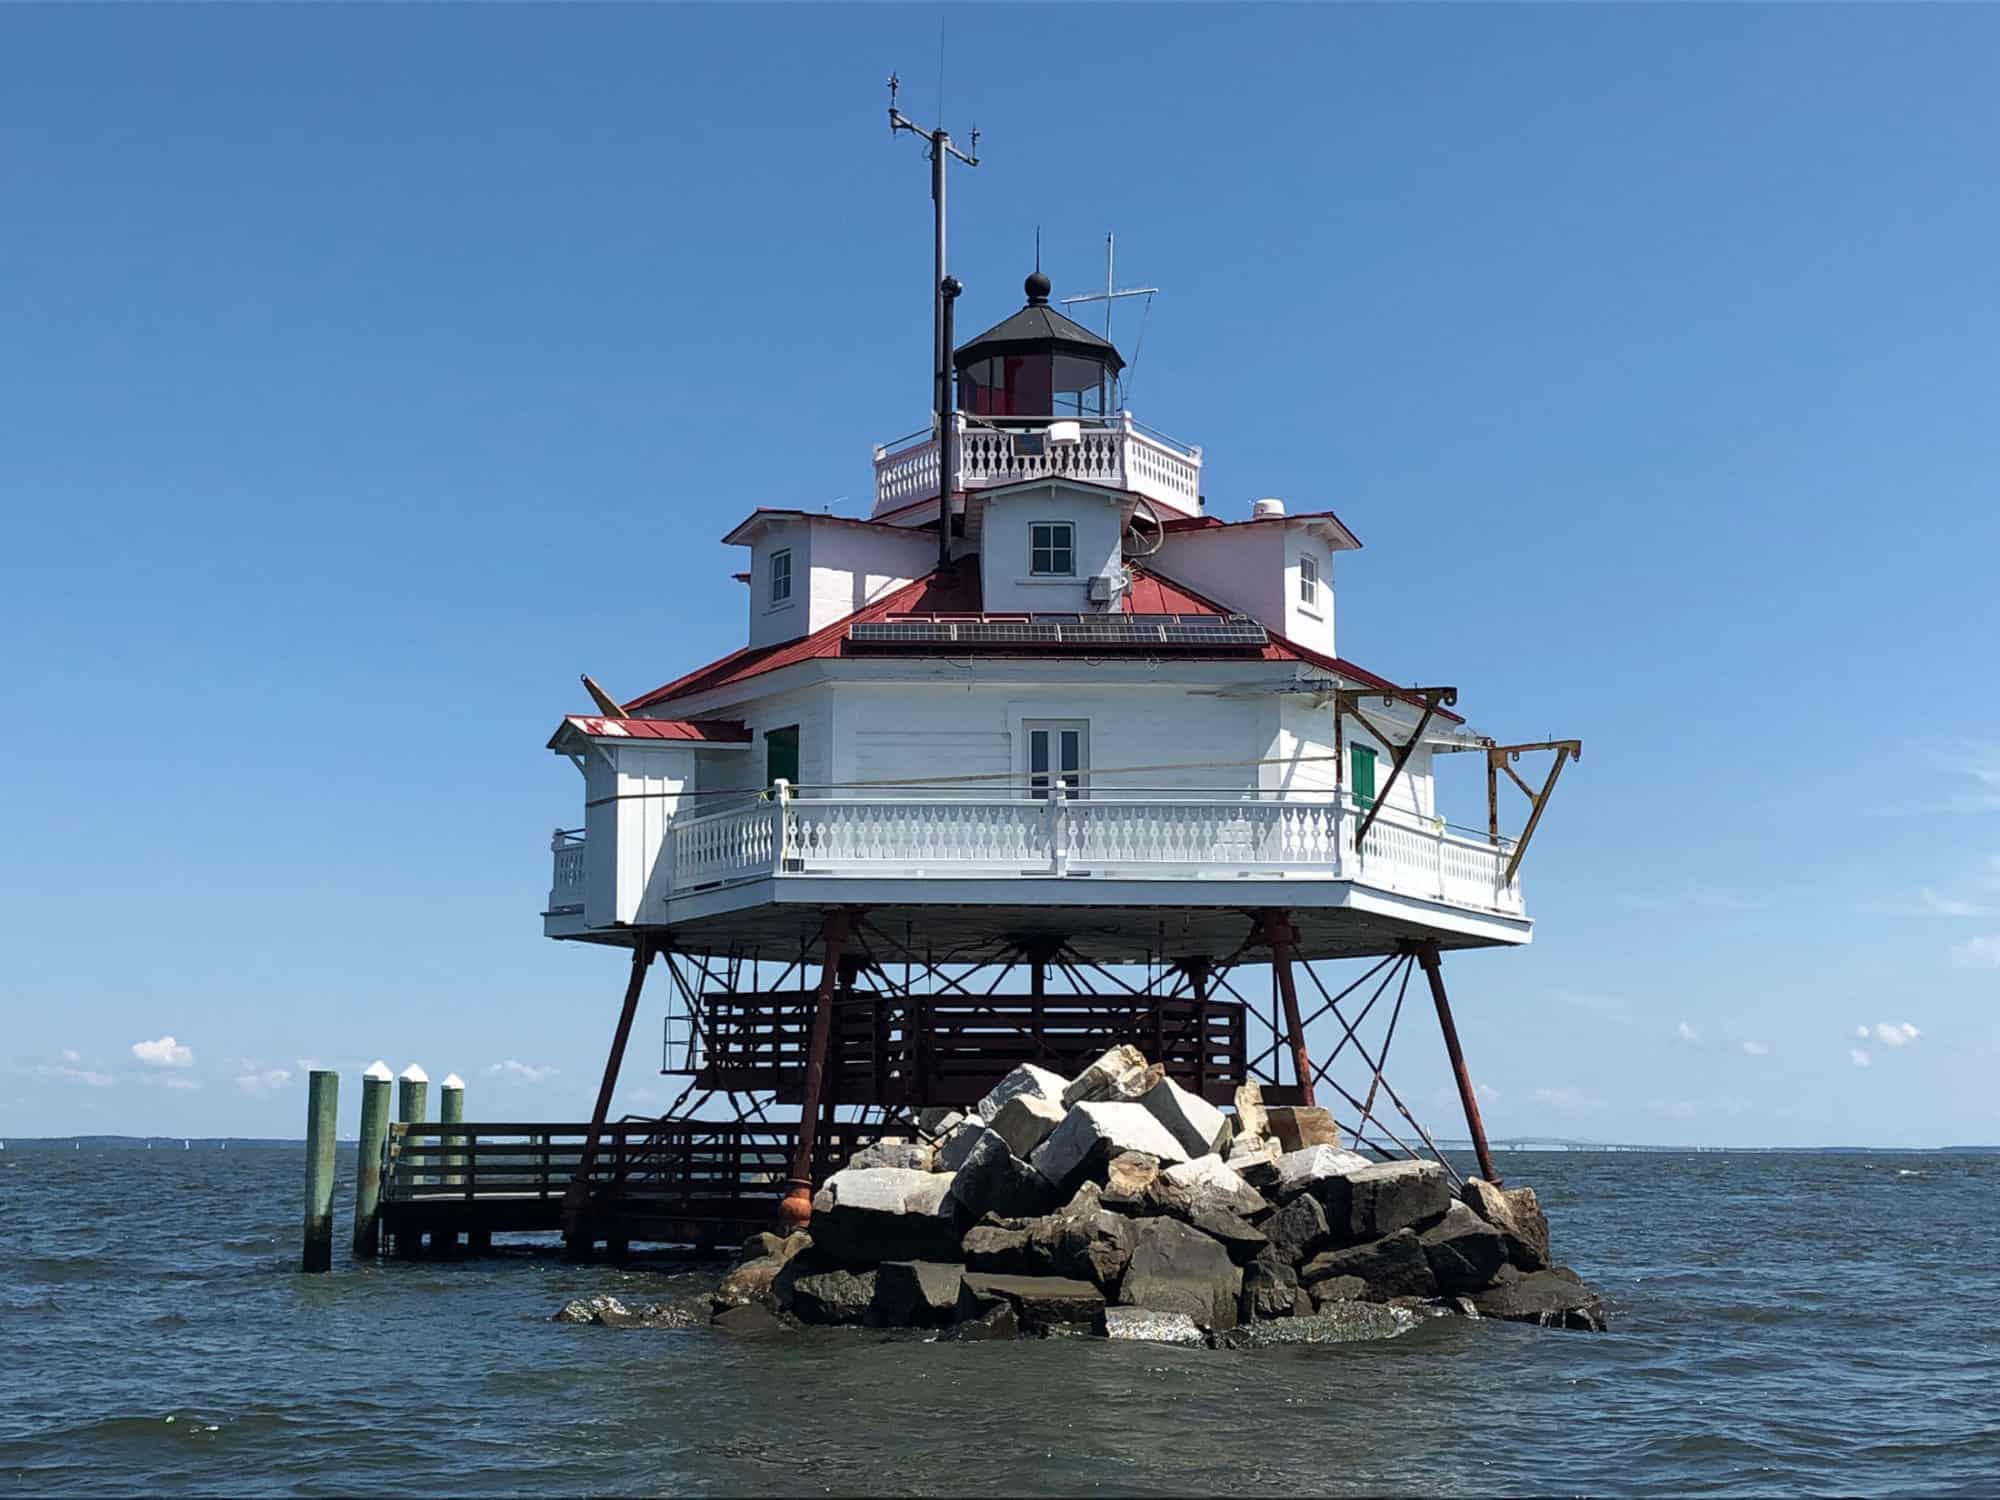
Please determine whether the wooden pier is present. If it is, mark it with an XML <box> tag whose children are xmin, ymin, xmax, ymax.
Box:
<box><xmin>376</xmin><ymin>1118</ymin><xmax>884</xmax><ymax>1254</ymax></box>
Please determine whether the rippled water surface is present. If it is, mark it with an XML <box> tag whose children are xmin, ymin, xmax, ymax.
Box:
<box><xmin>2</xmin><ymin>1145</ymin><xmax>1994</xmax><ymax>1496</ymax></box>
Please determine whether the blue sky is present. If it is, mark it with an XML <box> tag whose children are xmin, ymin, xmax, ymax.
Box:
<box><xmin>2</xmin><ymin>6</ymin><xmax>1995</xmax><ymax>1146</ymax></box>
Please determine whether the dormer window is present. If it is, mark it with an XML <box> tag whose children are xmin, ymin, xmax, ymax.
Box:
<box><xmin>1299</xmin><ymin>554</ymin><xmax>1319</xmax><ymax>608</ymax></box>
<box><xmin>770</xmin><ymin>549</ymin><xmax>792</xmax><ymax>606</ymax></box>
<box><xmin>1030</xmin><ymin>522</ymin><xmax>1075</xmax><ymax>577</ymax></box>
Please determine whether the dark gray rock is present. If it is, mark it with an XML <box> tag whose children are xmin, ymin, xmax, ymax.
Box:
<box><xmin>947</xmin><ymin>1127</ymin><xmax>1059</xmax><ymax>1222</ymax></box>
<box><xmin>1118</xmin><ymin>1215</ymin><xmax>1243</xmax><ymax>1330</ymax></box>
<box><xmin>1461</xmin><ymin>1178</ymin><xmax>1552</xmax><ymax>1271</ymax></box>
<box><xmin>1032</xmin><ymin>1101</ymin><xmax>1189</xmax><ymax>1191</ymax></box>
<box><xmin>713</xmin><ymin>1256</ymin><xmax>787</xmax><ymax>1311</ymax></box>
<box><xmin>1240</xmin><ymin>1257</ymin><xmax>1302</xmax><ymax>1321</ymax></box>
<box><xmin>1179</xmin><ymin>1200</ymin><xmax>1268</xmax><ymax>1266</ymax></box>
<box><xmin>790</xmin><ymin>1269</ymin><xmax>878</xmax><ymax>1326</ymax></box>
<box><xmin>960</xmin><ymin>1272</ymin><xmax>1106</xmax><ymax>1331</ymax></box>
<box><xmin>552</xmin><ymin>1294</ymin><xmax>626</xmax><ymax>1325</ymax></box>
<box><xmin>1100</xmin><ymin>1307</ymin><xmax>1205</xmax><ymax>1344</ymax></box>
<box><xmin>598</xmin><ymin>1300</ymin><xmax>701</xmax><ymax>1330</ymax></box>
<box><xmin>1299</xmin><ymin>1228</ymin><xmax>1438</xmax><ymax>1302</ymax></box>
<box><xmin>869</xmin><ymin>1260</ymin><xmax>967</xmax><ymax>1328</ymax></box>
<box><xmin>1418</xmin><ymin>1202</ymin><xmax>1509</xmax><ymax>1293</ymax></box>
<box><xmin>711</xmin><ymin>1302</ymin><xmax>785</xmax><ymax>1333</ymax></box>
<box><xmin>961</xmin><ymin>1201</ymin><xmax>1136</xmax><ymax>1292</ymax></box>
<box><xmin>1470</xmin><ymin>1265</ymin><xmax>1608</xmax><ymax>1332</ymax></box>
<box><xmin>848</xmin><ymin>1139</ymin><xmax>936</xmax><ymax>1172</ymax></box>
<box><xmin>1212</xmin><ymin>1301</ymin><xmax>1417</xmax><ymax>1348</ymax></box>
<box><xmin>944</xmin><ymin>1296</ymin><xmax>1020</xmax><ymax>1341</ymax></box>
<box><xmin>1266</xmin><ymin>1192</ymin><xmax>1333</xmax><ymax>1266</ymax></box>
<box><xmin>1308</xmin><ymin>1274</ymin><xmax>1368</xmax><ymax>1308</ymax></box>
<box><xmin>962</xmin><ymin>1222</ymin><xmax>1038</xmax><ymax>1275</ymax></box>
<box><xmin>1343</xmin><ymin>1161</ymin><xmax>1453</xmax><ymax>1240</ymax></box>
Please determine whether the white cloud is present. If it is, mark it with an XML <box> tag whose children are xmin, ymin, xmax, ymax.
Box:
<box><xmin>1952</xmin><ymin>935</ymin><xmax>2000</xmax><ymax>968</ymax></box>
<box><xmin>131</xmin><ymin>1035</ymin><xmax>193</xmax><ymax>1069</ymax></box>
<box><xmin>158</xmin><ymin>1076</ymin><xmax>203</xmax><ymax>1091</ymax></box>
<box><xmin>1741</xmin><ymin>1040</ymin><xmax>1770</xmax><ymax>1056</ymax></box>
<box><xmin>61</xmin><ymin>1049</ymin><xmax>81</xmax><ymax>1064</ymax></box>
<box><xmin>1919</xmin><ymin>888</ymin><xmax>1982</xmax><ymax>917</ymax></box>
<box><xmin>487</xmin><ymin>1060</ymin><xmax>559</xmax><ymax>1083</ymax></box>
<box><xmin>1676</xmin><ymin>1022</ymin><xmax>1700</xmax><ymax>1044</ymax></box>
<box><xmin>1855</xmin><ymin>1025</ymin><xmax>1870</xmax><ymax>1040</ymax></box>
<box><xmin>1869</xmin><ymin>1022</ymin><xmax>1920</xmax><ymax>1049</ymax></box>
<box><xmin>33</xmin><ymin>1061</ymin><xmax>115</xmax><ymax>1088</ymax></box>
<box><xmin>1850</xmin><ymin>1048</ymin><xmax>1872</xmax><ymax>1067</ymax></box>
<box><xmin>236</xmin><ymin>1068</ymin><xmax>292</xmax><ymax>1097</ymax></box>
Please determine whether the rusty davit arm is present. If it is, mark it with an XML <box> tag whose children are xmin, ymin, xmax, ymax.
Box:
<box><xmin>1439</xmin><ymin>739</ymin><xmax>1583</xmax><ymax>885</ymax></box>
<box><xmin>1334</xmin><ymin>687</ymin><xmax>1458</xmax><ymax>849</ymax></box>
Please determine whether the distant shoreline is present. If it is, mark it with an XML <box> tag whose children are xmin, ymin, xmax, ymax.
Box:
<box><xmin>4</xmin><ymin>1135</ymin><xmax>1993</xmax><ymax>1155</ymax></box>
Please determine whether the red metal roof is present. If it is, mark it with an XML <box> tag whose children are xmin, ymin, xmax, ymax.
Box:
<box><xmin>547</xmin><ymin>715</ymin><xmax>753</xmax><ymax>749</ymax></box>
<box><xmin>624</xmin><ymin>558</ymin><xmax>1459</xmax><ymax>722</ymax></box>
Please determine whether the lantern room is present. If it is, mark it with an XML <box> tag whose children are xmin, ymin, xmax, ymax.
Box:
<box><xmin>954</xmin><ymin>270</ymin><xmax>1127</xmax><ymax>422</ymax></box>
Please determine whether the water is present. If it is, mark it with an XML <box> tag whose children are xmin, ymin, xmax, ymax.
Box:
<box><xmin>2</xmin><ymin>1145</ymin><xmax>1994</xmax><ymax>1496</ymax></box>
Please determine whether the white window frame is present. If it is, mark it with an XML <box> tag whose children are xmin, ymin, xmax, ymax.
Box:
<box><xmin>769</xmin><ymin>548</ymin><xmax>792</xmax><ymax>607</ymax></box>
<box><xmin>1023</xmin><ymin>718</ymin><xmax>1088</xmax><ymax>800</ymax></box>
<box><xmin>1029</xmin><ymin>521</ymin><xmax>1075</xmax><ymax>577</ymax></box>
<box><xmin>1298</xmin><ymin>553</ymin><xmax>1318</xmax><ymax>608</ymax></box>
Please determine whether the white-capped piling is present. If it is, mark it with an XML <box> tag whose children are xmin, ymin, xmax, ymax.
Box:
<box><xmin>301</xmin><ymin>1069</ymin><xmax>339</xmax><ymax>1272</ymax></box>
<box><xmin>393</xmin><ymin>1064</ymin><xmax>431</xmax><ymax>1259</ymax></box>
<box><xmin>440</xmin><ymin>1073</ymin><xmax>466</xmax><ymax>1189</ymax></box>
<box><xmin>352</xmin><ymin>1060</ymin><xmax>394</xmax><ymax>1258</ymax></box>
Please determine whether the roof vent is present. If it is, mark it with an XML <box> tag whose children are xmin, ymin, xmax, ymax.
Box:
<box><xmin>1252</xmin><ymin>497</ymin><xmax>1286</xmax><ymax>519</ymax></box>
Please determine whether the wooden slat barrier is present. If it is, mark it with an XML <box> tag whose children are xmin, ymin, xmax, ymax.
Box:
<box><xmin>381</xmin><ymin>1118</ymin><xmax>888</xmax><ymax>1213</ymax></box>
<box><xmin>694</xmin><ymin>992</ymin><xmax>1247</xmax><ymax>1105</ymax></box>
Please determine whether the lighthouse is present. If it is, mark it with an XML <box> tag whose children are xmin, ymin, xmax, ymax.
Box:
<box><xmin>540</xmin><ymin>258</ymin><xmax>1577</xmax><ymax>1246</ymax></box>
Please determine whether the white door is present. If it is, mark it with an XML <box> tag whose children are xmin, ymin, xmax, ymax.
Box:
<box><xmin>1024</xmin><ymin>719</ymin><xmax>1088</xmax><ymax>798</ymax></box>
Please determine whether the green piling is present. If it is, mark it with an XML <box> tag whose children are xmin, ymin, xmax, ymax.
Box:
<box><xmin>440</xmin><ymin>1073</ymin><xmax>466</xmax><ymax>1189</ymax></box>
<box><xmin>396</xmin><ymin>1065</ymin><xmax>431</xmax><ymax>1183</ymax></box>
<box><xmin>301</xmin><ymin>1069</ymin><xmax>338</xmax><ymax>1272</ymax></box>
<box><xmin>352</xmin><ymin>1060</ymin><xmax>394</xmax><ymax>1258</ymax></box>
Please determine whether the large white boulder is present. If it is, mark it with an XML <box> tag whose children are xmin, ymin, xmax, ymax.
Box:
<box><xmin>1138</xmin><ymin>1075</ymin><xmax>1231</xmax><ymax>1158</ymax></box>
<box><xmin>1032</xmin><ymin>1100</ymin><xmax>1189</xmax><ymax>1191</ymax></box>
<box><xmin>1059</xmin><ymin>1045</ymin><xmax>1151</xmax><ymax>1109</ymax></box>
<box><xmin>973</xmin><ymin>1063</ymin><xmax>1070</xmax><ymax>1123</ymax></box>
<box><xmin>810</xmin><ymin>1167</ymin><xmax>965</xmax><ymax>1265</ymax></box>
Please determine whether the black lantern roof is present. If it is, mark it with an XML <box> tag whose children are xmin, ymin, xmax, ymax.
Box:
<box><xmin>953</xmin><ymin>271</ymin><xmax>1126</xmax><ymax>374</ymax></box>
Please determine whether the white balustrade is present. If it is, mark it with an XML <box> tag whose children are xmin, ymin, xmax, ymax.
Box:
<box><xmin>638</xmin><ymin>790</ymin><xmax>1522</xmax><ymax>915</ymax></box>
<box><xmin>872</xmin><ymin>418</ymin><xmax>1203</xmax><ymax>516</ymax></box>
<box><xmin>547</xmin><ymin>830</ymin><xmax>586</xmax><ymax>911</ymax></box>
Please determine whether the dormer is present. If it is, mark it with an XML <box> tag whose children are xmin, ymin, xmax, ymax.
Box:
<box><xmin>1153</xmin><ymin>499</ymin><xmax>1361</xmax><ymax>655</ymax></box>
<box><xmin>974</xmin><ymin>477</ymin><xmax>1130</xmax><ymax>614</ymax></box>
<box><xmin>723</xmin><ymin>511</ymin><xmax>938</xmax><ymax>649</ymax></box>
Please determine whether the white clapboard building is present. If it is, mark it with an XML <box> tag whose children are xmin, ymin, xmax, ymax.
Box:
<box><xmin>538</xmin><ymin>268</ymin><xmax>1576</xmax><ymax>1220</ymax></box>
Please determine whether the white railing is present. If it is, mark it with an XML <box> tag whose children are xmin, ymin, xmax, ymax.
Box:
<box><xmin>873</xmin><ymin>414</ymin><xmax>1203</xmax><ymax>517</ymax></box>
<box><xmin>547</xmin><ymin>829</ymin><xmax>586</xmax><ymax>913</ymax></box>
<box><xmin>647</xmin><ymin>784</ymin><xmax>1522</xmax><ymax>915</ymax></box>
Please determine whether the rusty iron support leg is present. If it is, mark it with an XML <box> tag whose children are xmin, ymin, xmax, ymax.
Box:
<box><xmin>1415</xmin><ymin>940</ymin><xmax>1500</xmax><ymax>1186</ymax></box>
<box><xmin>779</xmin><ymin>911</ymin><xmax>852</xmax><ymax>1230</ymax></box>
<box><xmin>563</xmin><ymin>938</ymin><xmax>656</xmax><ymax>1245</ymax></box>
<box><xmin>1258</xmin><ymin>910</ymin><xmax>1316</xmax><ymax>1107</ymax></box>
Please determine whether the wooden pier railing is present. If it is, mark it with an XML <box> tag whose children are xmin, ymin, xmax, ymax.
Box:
<box><xmin>377</xmin><ymin>1117</ymin><xmax>887</xmax><ymax>1248</ymax></box>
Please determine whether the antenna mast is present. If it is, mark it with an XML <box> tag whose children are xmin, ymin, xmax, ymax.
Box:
<box><xmin>888</xmin><ymin>72</ymin><xmax>979</xmax><ymax>569</ymax></box>
<box><xmin>1062</xmin><ymin>233</ymin><xmax>1158</xmax><ymax>405</ymax></box>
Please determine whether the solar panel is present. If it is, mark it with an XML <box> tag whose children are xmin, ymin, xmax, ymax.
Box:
<box><xmin>851</xmin><ymin>613</ymin><xmax>1268</xmax><ymax>650</ymax></box>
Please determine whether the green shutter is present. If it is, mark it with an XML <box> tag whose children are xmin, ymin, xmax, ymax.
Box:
<box><xmin>1350</xmin><ymin>744</ymin><xmax>1377</xmax><ymax>810</ymax></box>
<box><xmin>765</xmin><ymin>725</ymin><xmax>800</xmax><ymax>788</ymax></box>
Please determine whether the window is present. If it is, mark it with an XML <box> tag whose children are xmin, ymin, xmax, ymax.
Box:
<box><xmin>769</xmin><ymin>549</ymin><xmax>792</xmax><ymax>606</ymax></box>
<box><xmin>1299</xmin><ymin>555</ymin><xmax>1319</xmax><ymax>608</ymax></box>
<box><xmin>1025</xmin><ymin>719</ymin><xmax>1087</xmax><ymax>799</ymax></box>
<box><xmin>765</xmin><ymin>725</ymin><xmax>800</xmax><ymax>789</ymax></box>
<box><xmin>1030</xmin><ymin>522</ymin><xmax>1074</xmax><ymax>577</ymax></box>
<box><xmin>1349</xmin><ymin>743</ymin><xmax>1378</xmax><ymax>811</ymax></box>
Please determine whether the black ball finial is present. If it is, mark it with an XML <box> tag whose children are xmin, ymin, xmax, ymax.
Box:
<box><xmin>1024</xmin><ymin>269</ymin><xmax>1052</xmax><ymax>305</ymax></box>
